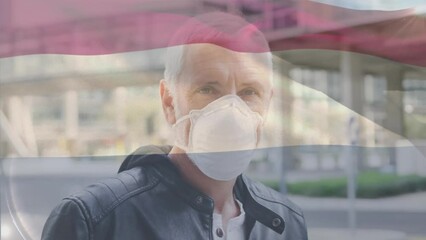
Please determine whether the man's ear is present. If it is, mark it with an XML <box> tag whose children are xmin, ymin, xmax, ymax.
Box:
<box><xmin>159</xmin><ymin>79</ymin><xmax>176</xmax><ymax>125</ymax></box>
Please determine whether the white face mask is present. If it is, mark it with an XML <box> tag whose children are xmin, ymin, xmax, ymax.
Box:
<box><xmin>172</xmin><ymin>95</ymin><xmax>263</xmax><ymax>181</ymax></box>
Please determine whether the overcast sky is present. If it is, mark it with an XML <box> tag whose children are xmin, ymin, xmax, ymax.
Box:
<box><xmin>311</xmin><ymin>0</ymin><xmax>426</xmax><ymax>13</ymax></box>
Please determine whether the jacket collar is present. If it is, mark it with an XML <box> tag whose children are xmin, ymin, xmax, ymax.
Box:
<box><xmin>144</xmin><ymin>153</ymin><xmax>285</xmax><ymax>234</ymax></box>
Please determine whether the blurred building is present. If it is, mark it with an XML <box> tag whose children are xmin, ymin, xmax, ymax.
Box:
<box><xmin>1</xmin><ymin>0</ymin><xmax>425</xmax><ymax>176</ymax></box>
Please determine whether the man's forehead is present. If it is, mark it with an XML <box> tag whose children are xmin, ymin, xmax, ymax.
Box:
<box><xmin>182</xmin><ymin>44</ymin><xmax>272</xmax><ymax>76</ymax></box>
<box><xmin>172</xmin><ymin>44</ymin><xmax>273</xmax><ymax>92</ymax></box>
<box><xmin>185</xmin><ymin>44</ymin><xmax>235</xmax><ymax>68</ymax></box>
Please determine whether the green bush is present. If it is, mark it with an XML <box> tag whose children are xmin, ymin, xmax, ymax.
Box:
<box><xmin>262</xmin><ymin>172</ymin><xmax>426</xmax><ymax>198</ymax></box>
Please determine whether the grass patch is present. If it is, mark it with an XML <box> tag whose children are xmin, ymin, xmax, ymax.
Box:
<box><xmin>262</xmin><ymin>172</ymin><xmax>426</xmax><ymax>198</ymax></box>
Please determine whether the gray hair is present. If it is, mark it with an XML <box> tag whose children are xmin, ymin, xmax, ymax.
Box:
<box><xmin>164</xmin><ymin>12</ymin><xmax>272</xmax><ymax>91</ymax></box>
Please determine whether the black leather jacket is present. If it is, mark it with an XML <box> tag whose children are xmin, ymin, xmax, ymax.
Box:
<box><xmin>42</xmin><ymin>145</ymin><xmax>308</xmax><ymax>240</ymax></box>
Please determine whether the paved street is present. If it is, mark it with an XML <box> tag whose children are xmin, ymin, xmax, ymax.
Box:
<box><xmin>1</xmin><ymin>175</ymin><xmax>113</xmax><ymax>240</ymax></box>
<box><xmin>1</xmin><ymin>158</ymin><xmax>426</xmax><ymax>240</ymax></box>
<box><xmin>304</xmin><ymin>210</ymin><xmax>426</xmax><ymax>235</ymax></box>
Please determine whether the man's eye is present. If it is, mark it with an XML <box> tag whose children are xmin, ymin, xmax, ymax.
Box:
<box><xmin>240</xmin><ymin>88</ymin><xmax>258</xmax><ymax>96</ymax></box>
<box><xmin>197</xmin><ymin>86</ymin><xmax>214</xmax><ymax>94</ymax></box>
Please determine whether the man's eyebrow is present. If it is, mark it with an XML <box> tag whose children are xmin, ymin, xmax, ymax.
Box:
<box><xmin>239</xmin><ymin>80</ymin><xmax>266</xmax><ymax>90</ymax></box>
<box><xmin>190</xmin><ymin>80</ymin><xmax>222</xmax><ymax>89</ymax></box>
<box><xmin>193</xmin><ymin>80</ymin><xmax>221</xmax><ymax>86</ymax></box>
<box><xmin>204</xmin><ymin>81</ymin><xmax>220</xmax><ymax>85</ymax></box>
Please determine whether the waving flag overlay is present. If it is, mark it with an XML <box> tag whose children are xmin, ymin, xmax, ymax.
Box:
<box><xmin>0</xmin><ymin>0</ymin><xmax>425</xmax><ymax>67</ymax></box>
<box><xmin>0</xmin><ymin>0</ymin><xmax>425</xmax><ymax>158</ymax></box>
<box><xmin>2</xmin><ymin>2</ymin><xmax>426</xmax><ymax>240</ymax></box>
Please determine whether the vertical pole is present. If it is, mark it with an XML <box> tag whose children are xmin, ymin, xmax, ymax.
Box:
<box><xmin>347</xmin><ymin>115</ymin><xmax>358</xmax><ymax>237</ymax></box>
<box><xmin>297</xmin><ymin>0</ymin><xmax>306</xmax><ymax>30</ymax></box>
<box><xmin>114</xmin><ymin>87</ymin><xmax>127</xmax><ymax>154</ymax></box>
<box><xmin>0</xmin><ymin>0</ymin><xmax>11</xmax><ymax>30</ymax></box>
<box><xmin>384</xmin><ymin>66</ymin><xmax>404</xmax><ymax>172</ymax></box>
<box><xmin>341</xmin><ymin>50</ymin><xmax>362</xmax><ymax>236</ymax></box>
<box><xmin>263</xmin><ymin>0</ymin><xmax>273</xmax><ymax>30</ymax></box>
<box><xmin>227</xmin><ymin>0</ymin><xmax>239</xmax><ymax>14</ymax></box>
<box><xmin>64</xmin><ymin>90</ymin><xmax>79</xmax><ymax>155</ymax></box>
<box><xmin>114</xmin><ymin>87</ymin><xmax>127</xmax><ymax>135</ymax></box>
<box><xmin>21</xmin><ymin>96</ymin><xmax>38</xmax><ymax>155</ymax></box>
<box><xmin>279</xmin><ymin>59</ymin><xmax>292</xmax><ymax>194</ymax></box>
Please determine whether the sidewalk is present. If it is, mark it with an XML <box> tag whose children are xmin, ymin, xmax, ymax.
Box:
<box><xmin>3</xmin><ymin>157</ymin><xmax>426</xmax><ymax>213</ymax></box>
<box><xmin>290</xmin><ymin>193</ymin><xmax>426</xmax><ymax>240</ymax></box>
<box><xmin>288</xmin><ymin>192</ymin><xmax>426</xmax><ymax>213</ymax></box>
<box><xmin>1</xmin><ymin>157</ymin><xmax>121</xmax><ymax>177</ymax></box>
<box><xmin>308</xmin><ymin>228</ymin><xmax>411</xmax><ymax>240</ymax></box>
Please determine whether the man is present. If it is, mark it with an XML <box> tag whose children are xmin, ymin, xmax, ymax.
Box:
<box><xmin>42</xmin><ymin>12</ymin><xmax>308</xmax><ymax>240</ymax></box>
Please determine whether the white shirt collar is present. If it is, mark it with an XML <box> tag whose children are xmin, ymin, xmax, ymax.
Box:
<box><xmin>212</xmin><ymin>199</ymin><xmax>246</xmax><ymax>240</ymax></box>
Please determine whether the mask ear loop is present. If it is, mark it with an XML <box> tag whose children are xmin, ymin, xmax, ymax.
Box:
<box><xmin>173</xmin><ymin>114</ymin><xmax>189</xmax><ymax>127</ymax></box>
<box><xmin>172</xmin><ymin>110</ymin><xmax>203</xmax><ymax>153</ymax></box>
<box><xmin>186</xmin><ymin>113</ymin><xmax>197</xmax><ymax>153</ymax></box>
<box><xmin>252</xmin><ymin>113</ymin><xmax>264</xmax><ymax>148</ymax></box>
<box><xmin>172</xmin><ymin>115</ymin><xmax>191</xmax><ymax>152</ymax></box>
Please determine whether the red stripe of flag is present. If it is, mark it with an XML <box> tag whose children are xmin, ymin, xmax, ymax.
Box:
<box><xmin>1</xmin><ymin>0</ymin><xmax>425</xmax><ymax>66</ymax></box>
